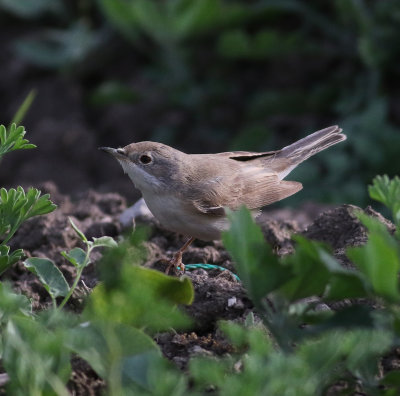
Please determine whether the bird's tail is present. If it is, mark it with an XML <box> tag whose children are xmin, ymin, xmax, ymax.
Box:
<box><xmin>276</xmin><ymin>125</ymin><xmax>346</xmax><ymax>179</ymax></box>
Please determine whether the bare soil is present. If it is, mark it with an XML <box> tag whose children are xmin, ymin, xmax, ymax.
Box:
<box><xmin>1</xmin><ymin>183</ymin><xmax>395</xmax><ymax>394</ymax></box>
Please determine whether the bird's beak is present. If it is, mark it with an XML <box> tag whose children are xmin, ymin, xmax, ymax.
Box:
<box><xmin>99</xmin><ymin>147</ymin><xmax>127</xmax><ymax>160</ymax></box>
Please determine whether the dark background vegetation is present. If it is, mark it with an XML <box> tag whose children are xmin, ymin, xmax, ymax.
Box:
<box><xmin>0</xmin><ymin>0</ymin><xmax>399</xmax><ymax>205</ymax></box>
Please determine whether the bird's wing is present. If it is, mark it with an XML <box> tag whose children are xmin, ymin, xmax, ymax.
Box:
<box><xmin>214</xmin><ymin>150</ymin><xmax>280</xmax><ymax>161</ymax></box>
<box><xmin>190</xmin><ymin>166</ymin><xmax>302</xmax><ymax>216</ymax></box>
<box><xmin>214</xmin><ymin>149</ymin><xmax>290</xmax><ymax>175</ymax></box>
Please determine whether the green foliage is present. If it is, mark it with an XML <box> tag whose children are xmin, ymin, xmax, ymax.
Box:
<box><xmin>0</xmin><ymin>282</ymin><xmax>32</xmax><ymax>324</ymax></box>
<box><xmin>0</xmin><ymin>104</ymin><xmax>57</xmax><ymax>276</ymax></box>
<box><xmin>369</xmin><ymin>175</ymin><xmax>400</xmax><ymax>236</ymax></box>
<box><xmin>2</xmin><ymin>177</ymin><xmax>400</xmax><ymax>393</ymax></box>
<box><xmin>67</xmin><ymin>321</ymin><xmax>162</xmax><ymax>392</ymax></box>
<box><xmin>0</xmin><ymin>186</ymin><xmax>56</xmax><ymax>275</ymax></box>
<box><xmin>97</xmin><ymin>0</ymin><xmax>250</xmax><ymax>45</ymax></box>
<box><xmin>79</xmin><ymin>231</ymin><xmax>194</xmax><ymax>393</ymax></box>
<box><xmin>2</xmin><ymin>317</ymin><xmax>71</xmax><ymax>396</ymax></box>
<box><xmin>223</xmin><ymin>208</ymin><xmax>289</xmax><ymax>304</ymax></box>
<box><xmin>0</xmin><ymin>245</ymin><xmax>24</xmax><ymax>276</ymax></box>
<box><xmin>7</xmin><ymin>220</ymin><xmax>195</xmax><ymax>394</ymax></box>
<box><xmin>10</xmin><ymin>90</ymin><xmax>36</xmax><ymax>126</ymax></box>
<box><xmin>14</xmin><ymin>21</ymin><xmax>103</xmax><ymax>70</ymax></box>
<box><xmin>87</xmin><ymin>266</ymin><xmax>193</xmax><ymax>332</ymax></box>
<box><xmin>0</xmin><ymin>187</ymin><xmax>56</xmax><ymax>244</ymax></box>
<box><xmin>0</xmin><ymin>116</ymin><xmax>70</xmax><ymax>393</ymax></box>
<box><xmin>24</xmin><ymin>257</ymin><xmax>70</xmax><ymax>304</ymax></box>
<box><xmin>218</xmin><ymin>205</ymin><xmax>400</xmax><ymax>393</ymax></box>
<box><xmin>191</xmin><ymin>325</ymin><xmax>391</xmax><ymax>396</ymax></box>
<box><xmin>86</xmin><ymin>231</ymin><xmax>193</xmax><ymax>333</ymax></box>
<box><xmin>25</xmin><ymin>218</ymin><xmax>117</xmax><ymax>309</ymax></box>
<box><xmin>347</xmin><ymin>213</ymin><xmax>400</xmax><ymax>302</ymax></box>
<box><xmin>0</xmin><ymin>124</ymin><xmax>36</xmax><ymax>161</ymax></box>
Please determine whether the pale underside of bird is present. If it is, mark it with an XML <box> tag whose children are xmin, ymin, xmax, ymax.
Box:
<box><xmin>101</xmin><ymin>125</ymin><xmax>346</xmax><ymax>274</ymax></box>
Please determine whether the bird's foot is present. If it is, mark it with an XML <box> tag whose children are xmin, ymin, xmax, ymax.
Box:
<box><xmin>162</xmin><ymin>237</ymin><xmax>194</xmax><ymax>276</ymax></box>
<box><xmin>162</xmin><ymin>251</ymin><xmax>186</xmax><ymax>276</ymax></box>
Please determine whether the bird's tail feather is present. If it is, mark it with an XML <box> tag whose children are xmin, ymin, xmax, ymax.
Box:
<box><xmin>274</xmin><ymin>125</ymin><xmax>346</xmax><ymax>179</ymax></box>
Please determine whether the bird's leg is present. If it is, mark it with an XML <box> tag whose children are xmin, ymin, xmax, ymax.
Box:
<box><xmin>165</xmin><ymin>237</ymin><xmax>195</xmax><ymax>275</ymax></box>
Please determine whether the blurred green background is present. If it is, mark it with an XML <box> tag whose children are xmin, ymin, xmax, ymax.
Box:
<box><xmin>0</xmin><ymin>0</ymin><xmax>399</xmax><ymax>205</ymax></box>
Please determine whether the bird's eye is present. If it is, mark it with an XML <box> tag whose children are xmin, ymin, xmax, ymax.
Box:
<box><xmin>139</xmin><ymin>154</ymin><xmax>152</xmax><ymax>164</ymax></box>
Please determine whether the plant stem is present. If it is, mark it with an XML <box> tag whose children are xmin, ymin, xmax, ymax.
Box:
<box><xmin>1</xmin><ymin>222</ymin><xmax>22</xmax><ymax>246</ymax></box>
<box><xmin>57</xmin><ymin>247</ymin><xmax>91</xmax><ymax>310</ymax></box>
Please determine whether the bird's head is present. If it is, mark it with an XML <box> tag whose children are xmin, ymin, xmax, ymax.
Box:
<box><xmin>100</xmin><ymin>142</ymin><xmax>186</xmax><ymax>192</ymax></box>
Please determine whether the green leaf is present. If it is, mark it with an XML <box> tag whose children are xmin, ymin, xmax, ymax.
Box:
<box><xmin>381</xmin><ymin>371</ymin><xmax>400</xmax><ymax>387</ymax></box>
<box><xmin>26</xmin><ymin>192</ymin><xmax>57</xmax><ymax>217</ymax></box>
<box><xmin>86</xmin><ymin>265</ymin><xmax>193</xmax><ymax>332</ymax></box>
<box><xmin>67</xmin><ymin>321</ymin><xmax>161</xmax><ymax>390</ymax></box>
<box><xmin>92</xmin><ymin>236</ymin><xmax>118</xmax><ymax>249</ymax></box>
<box><xmin>68</xmin><ymin>217</ymin><xmax>88</xmax><ymax>243</ymax></box>
<box><xmin>369</xmin><ymin>175</ymin><xmax>400</xmax><ymax>232</ymax></box>
<box><xmin>0</xmin><ymin>187</ymin><xmax>56</xmax><ymax>245</ymax></box>
<box><xmin>279</xmin><ymin>236</ymin><xmax>332</xmax><ymax>301</ymax></box>
<box><xmin>189</xmin><ymin>356</ymin><xmax>231</xmax><ymax>390</ymax></box>
<box><xmin>3</xmin><ymin>316</ymin><xmax>71</xmax><ymax>396</ymax></box>
<box><xmin>121</xmin><ymin>350</ymin><xmax>162</xmax><ymax>390</ymax></box>
<box><xmin>136</xmin><ymin>266</ymin><xmax>194</xmax><ymax>305</ymax></box>
<box><xmin>324</xmin><ymin>271</ymin><xmax>369</xmax><ymax>300</ymax></box>
<box><xmin>0</xmin><ymin>124</ymin><xmax>36</xmax><ymax>161</ymax></box>
<box><xmin>0</xmin><ymin>282</ymin><xmax>32</xmax><ymax>324</ymax></box>
<box><xmin>299</xmin><ymin>329</ymin><xmax>392</xmax><ymax>385</ymax></box>
<box><xmin>61</xmin><ymin>247</ymin><xmax>86</xmax><ymax>268</ymax></box>
<box><xmin>347</xmin><ymin>214</ymin><xmax>400</xmax><ymax>302</ymax></box>
<box><xmin>24</xmin><ymin>257</ymin><xmax>70</xmax><ymax>299</ymax></box>
<box><xmin>0</xmin><ymin>245</ymin><xmax>24</xmax><ymax>275</ymax></box>
<box><xmin>11</xmin><ymin>90</ymin><xmax>36</xmax><ymax>126</ymax></box>
<box><xmin>223</xmin><ymin>206</ymin><xmax>290</xmax><ymax>305</ymax></box>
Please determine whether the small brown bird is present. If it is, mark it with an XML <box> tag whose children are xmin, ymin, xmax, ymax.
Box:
<box><xmin>100</xmin><ymin>125</ymin><xmax>346</xmax><ymax>274</ymax></box>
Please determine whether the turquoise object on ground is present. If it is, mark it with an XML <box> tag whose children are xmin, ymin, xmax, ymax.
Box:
<box><xmin>184</xmin><ymin>264</ymin><xmax>240</xmax><ymax>281</ymax></box>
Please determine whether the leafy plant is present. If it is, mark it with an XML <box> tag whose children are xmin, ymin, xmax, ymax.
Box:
<box><xmin>0</xmin><ymin>124</ymin><xmax>36</xmax><ymax>161</ymax></box>
<box><xmin>78</xmin><ymin>229</ymin><xmax>194</xmax><ymax>394</ymax></box>
<box><xmin>25</xmin><ymin>227</ymin><xmax>193</xmax><ymax>394</ymax></box>
<box><xmin>191</xmin><ymin>325</ymin><xmax>391</xmax><ymax>396</ymax></box>
<box><xmin>0</xmin><ymin>121</ymin><xmax>56</xmax><ymax>276</ymax></box>
<box><xmin>24</xmin><ymin>217</ymin><xmax>118</xmax><ymax>308</ymax></box>
<box><xmin>0</xmin><ymin>187</ymin><xmax>56</xmax><ymax>275</ymax></box>
<box><xmin>2</xmin><ymin>316</ymin><xmax>71</xmax><ymax>396</ymax></box>
<box><xmin>217</xmin><ymin>204</ymin><xmax>400</xmax><ymax>393</ymax></box>
<box><xmin>85</xmin><ymin>229</ymin><xmax>193</xmax><ymax>332</ymax></box>
<box><xmin>369</xmin><ymin>175</ymin><xmax>400</xmax><ymax>237</ymax></box>
<box><xmin>3</xmin><ymin>174</ymin><xmax>400</xmax><ymax>394</ymax></box>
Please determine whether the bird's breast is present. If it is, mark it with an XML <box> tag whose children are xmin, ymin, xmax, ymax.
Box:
<box><xmin>141</xmin><ymin>192</ymin><xmax>228</xmax><ymax>241</ymax></box>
